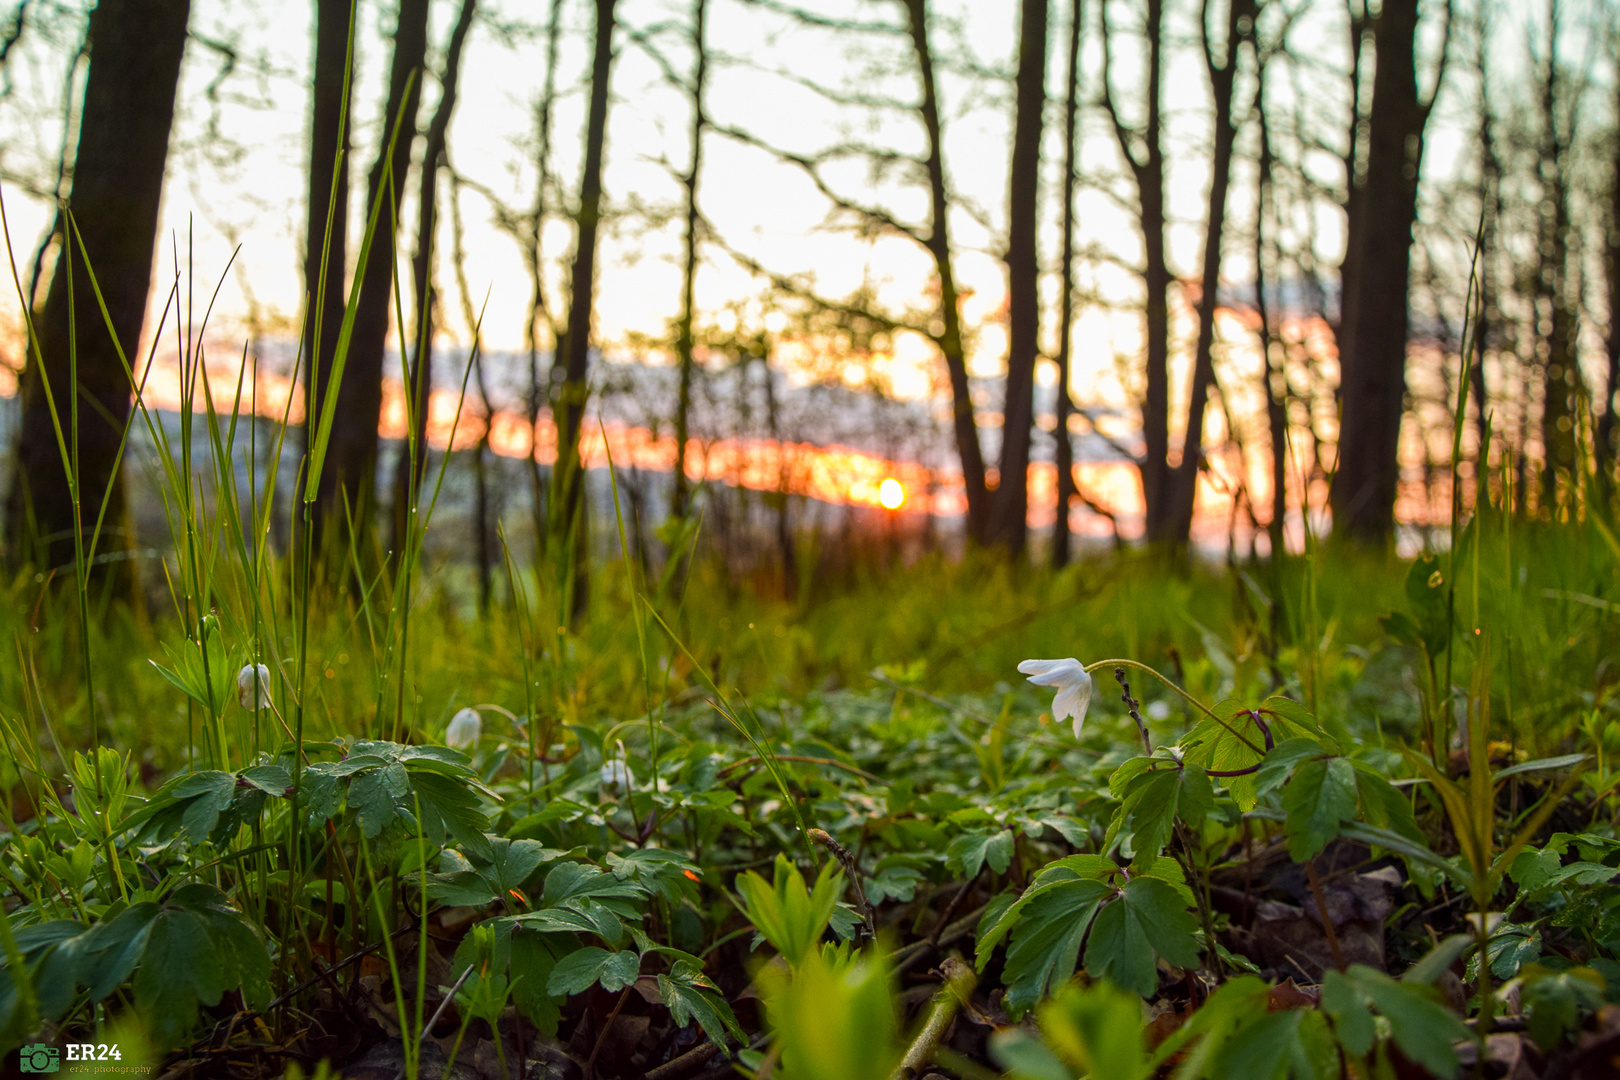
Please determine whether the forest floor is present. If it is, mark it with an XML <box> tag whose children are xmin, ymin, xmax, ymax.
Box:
<box><xmin>3</xmin><ymin>519</ymin><xmax>1619</xmax><ymax>1079</ymax></box>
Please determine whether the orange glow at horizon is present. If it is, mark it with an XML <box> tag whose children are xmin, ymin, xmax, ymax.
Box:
<box><xmin>69</xmin><ymin>357</ymin><xmax>972</xmax><ymax>517</ymax></box>
<box><xmin>3</xmin><ymin>344</ymin><xmax>1449</xmax><ymax>548</ymax></box>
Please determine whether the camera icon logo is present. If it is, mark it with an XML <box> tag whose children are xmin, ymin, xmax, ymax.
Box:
<box><xmin>18</xmin><ymin>1044</ymin><xmax>61</xmax><ymax>1073</ymax></box>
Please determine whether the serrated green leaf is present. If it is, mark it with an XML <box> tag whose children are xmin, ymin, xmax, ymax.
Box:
<box><xmin>1281</xmin><ymin>757</ymin><xmax>1358</xmax><ymax>862</ymax></box>
<box><xmin>946</xmin><ymin>828</ymin><xmax>1016</xmax><ymax>878</ymax></box>
<box><xmin>659</xmin><ymin>962</ymin><xmax>744</xmax><ymax>1047</ymax></box>
<box><xmin>546</xmin><ymin>946</ymin><xmax>640</xmax><ymax>996</ymax></box>
<box><xmin>999</xmin><ymin>878</ymin><xmax>1111</xmax><ymax>1017</ymax></box>
<box><xmin>1255</xmin><ymin>739</ymin><xmax>1329</xmax><ymax>797</ymax></box>
<box><xmin>1083</xmin><ymin>877</ymin><xmax>1200</xmax><ymax>998</ymax></box>
<box><xmin>1111</xmin><ymin>763</ymin><xmax>1213</xmax><ymax>870</ymax></box>
<box><xmin>1323</xmin><ymin>965</ymin><xmax>1467</xmax><ymax>1076</ymax></box>
<box><xmin>1350</xmin><ymin>762</ymin><xmax>1423</xmax><ymax>843</ymax></box>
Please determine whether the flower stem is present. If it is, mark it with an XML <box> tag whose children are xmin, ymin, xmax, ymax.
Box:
<box><xmin>1084</xmin><ymin>658</ymin><xmax>1263</xmax><ymax>755</ymax></box>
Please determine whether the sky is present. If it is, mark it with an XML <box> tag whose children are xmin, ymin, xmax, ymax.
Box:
<box><xmin>0</xmin><ymin>0</ymin><xmax>1579</xmax><ymax>501</ymax></box>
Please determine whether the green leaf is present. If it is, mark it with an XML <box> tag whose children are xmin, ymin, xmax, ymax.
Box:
<box><xmin>52</xmin><ymin>884</ymin><xmax>270</xmax><ymax>1047</ymax></box>
<box><xmin>1083</xmin><ymin>877</ymin><xmax>1200</xmax><ymax>999</ymax></box>
<box><xmin>946</xmin><ymin>828</ymin><xmax>1016</xmax><ymax>878</ymax></box>
<box><xmin>1350</xmin><ymin>762</ymin><xmax>1423</xmax><ymax>843</ymax></box>
<box><xmin>348</xmin><ymin>769</ymin><xmax>397</xmax><ymax>838</ymax></box>
<box><xmin>1521</xmin><ymin>965</ymin><xmax>1605</xmax><ymax>1051</ymax></box>
<box><xmin>1403</xmin><ymin>934</ymin><xmax>1473</xmax><ymax>985</ymax></box>
<box><xmin>989</xmin><ymin>1029</ymin><xmax>1074</xmax><ymax>1080</ymax></box>
<box><xmin>1254</xmin><ymin>739</ymin><xmax>1329</xmax><ymax>797</ymax></box>
<box><xmin>508</xmin><ymin>928</ymin><xmax>563</xmax><ymax>1036</ymax></box>
<box><xmin>1035</xmin><ymin>978</ymin><xmax>1151</xmax><ymax>1080</ymax></box>
<box><xmin>609</xmin><ymin>847</ymin><xmax>701</xmax><ymax>902</ymax></box>
<box><xmin>1280</xmin><ymin>757</ymin><xmax>1358</xmax><ymax>862</ymax></box>
<box><xmin>1110</xmin><ymin>763</ymin><xmax>1213</xmax><ymax>870</ymax></box>
<box><xmin>659</xmin><ymin>961</ymin><xmax>745</xmax><ymax>1047</ymax></box>
<box><xmin>1181</xmin><ymin>698</ymin><xmax>1330</xmax><ymax>810</ymax></box>
<box><xmin>734</xmin><ymin>855</ymin><xmax>843</xmax><ymax>968</ymax></box>
<box><xmin>546</xmin><ymin>946</ymin><xmax>640</xmax><ymax>996</ymax></box>
<box><xmin>1322</xmin><ymin>965</ymin><xmax>1467</xmax><ymax>1077</ymax></box>
<box><xmin>238</xmin><ymin>765</ymin><xmax>292</xmax><ymax>795</ymax></box>
<box><xmin>999</xmin><ymin>879</ymin><xmax>1111</xmax><ymax>1017</ymax></box>
<box><xmin>1208</xmin><ymin>1009</ymin><xmax>1306</xmax><ymax>1080</ymax></box>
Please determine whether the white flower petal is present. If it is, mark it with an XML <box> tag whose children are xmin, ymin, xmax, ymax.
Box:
<box><xmin>599</xmin><ymin>759</ymin><xmax>634</xmax><ymax>789</ymax></box>
<box><xmin>1019</xmin><ymin>657</ymin><xmax>1093</xmax><ymax>738</ymax></box>
<box><xmin>445</xmin><ymin>707</ymin><xmax>483</xmax><ymax>751</ymax></box>
<box><xmin>1017</xmin><ymin>658</ymin><xmax>1084</xmax><ymax>687</ymax></box>
<box><xmin>237</xmin><ymin>664</ymin><xmax>272</xmax><ymax>711</ymax></box>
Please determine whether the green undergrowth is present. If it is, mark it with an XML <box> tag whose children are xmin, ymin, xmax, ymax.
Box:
<box><xmin>1</xmin><ymin>511</ymin><xmax>1618</xmax><ymax>1079</ymax></box>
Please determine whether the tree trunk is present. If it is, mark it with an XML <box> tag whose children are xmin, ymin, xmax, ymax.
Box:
<box><xmin>1253</xmin><ymin>66</ymin><xmax>1287</xmax><ymax>555</ymax></box>
<box><xmin>1534</xmin><ymin>0</ymin><xmax>1579</xmax><ymax>510</ymax></box>
<box><xmin>990</xmin><ymin>0</ymin><xmax>1048</xmax><ymax>556</ymax></box>
<box><xmin>1052</xmin><ymin>0</ymin><xmax>1083</xmax><ymax>568</ymax></box>
<box><xmin>391</xmin><ymin>0</ymin><xmax>478</xmax><ymax>556</ymax></box>
<box><xmin>1101</xmin><ymin>0</ymin><xmax>1170</xmax><ymax>541</ymax></box>
<box><xmin>759</xmin><ymin>351</ymin><xmax>797</xmax><ymax>597</ymax></box>
<box><xmin>901</xmin><ymin>0</ymin><xmax>988</xmax><ymax>545</ymax></box>
<box><xmin>1337</xmin><ymin>0</ymin><xmax>1371</xmax><ymax>368</ymax></box>
<box><xmin>6</xmin><ymin>0</ymin><xmax>190</xmax><ymax>580</ymax></box>
<box><xmin>523</xmin><ymin>0</ymin><xmax>566</xmax><ymax>554</ymax></box>
<box><xmin>1470</xmin><ymin>50</ymin><xmax>1496</xmax><ymax>470</ymax></box>
<box><xmin>1600</xmin><ymin>64</ymin><xmax>1620</xmax><ymax>488</ymax></box>
<box><xmin>553</xmin><ymin>0</ymin><xmax>618</xmax><ymax>620</ymax></box>
<box><xmin>301</xmin><ymin>0</ymin><xmax>353</xmax><ymax>552</ymax></box>
<box><xmin>1163</xmin><ymin>0</ymin><xmax>1253</xmax><ymax>546</ymax></box>
<box><xmin>311</xmin><ymin>0</ymin><xmax>429</xmax><ymax>557</ymax></box>
<box><xmin>671</xmin><ymin>0</ymin><xmax>708</xmax><ymax>522</ymax></box>
<box><xmin>1333</xmin><ymin>0</ymin><xmax>1429</xmax><ymax>539</ymax></box>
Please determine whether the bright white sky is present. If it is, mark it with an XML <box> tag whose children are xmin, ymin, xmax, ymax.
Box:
<box><xmin>0</xmin><ymin>0</ymin><xmax>1516</xmax><ymax>413</ymax></box>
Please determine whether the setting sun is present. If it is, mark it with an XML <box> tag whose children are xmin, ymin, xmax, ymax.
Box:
<box><xmin>878</xmin><ymin>477</ymin><xmax>904</xmax><ymax>510</ymax></box>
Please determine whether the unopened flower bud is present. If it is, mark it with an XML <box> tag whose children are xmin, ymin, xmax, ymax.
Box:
<box><xmin>237</xmin><ymin>664</ymin><xmax>272</xmax><ymax>711</ymax></box>
<box><xmin>599</xmin><ymin>759</ymin><xmax>634</xmax><ymax>790</ymax></box>
<box><xmin>446</xmin><ymin>707</ymin><xmax>482</xmax><ymax>751</ymax></box>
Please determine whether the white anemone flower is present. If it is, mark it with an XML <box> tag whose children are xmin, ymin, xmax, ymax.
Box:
<box><xmin>237</xmin><ymin>664</ymin><xmax>272</xmax><ymax>711</ymax></box>
<box><xmin>445</xmin><ymin>707</ymin><xmax>483</xmax><ymax>751</ymax></box>
<box><xmin>599</xmin><ymin>759</ymin><xmax>634</xmax><ymax>791</ymax></box>
<box><xmin>1018</xmin><ymin>658</ymin><xmax>1094</xmax><ymax>738</ymax></box>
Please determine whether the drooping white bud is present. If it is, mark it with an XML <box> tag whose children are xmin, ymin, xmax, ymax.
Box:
<box><xmin>445</xmin><ymin>707</ymin><xmax>482</xmax><ymax>751</ymax></box>
<box><xmin>599</xmin><ymin>759</ymin><xmax>634</xmax><ymax>790</ymax></box>
<box><xmin>237</xmin><ymin>664</ymin><xmax>273</xmax><ymax>711</ymax></box>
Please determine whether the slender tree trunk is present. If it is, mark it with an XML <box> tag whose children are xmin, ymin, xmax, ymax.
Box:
<box><xmin>524</xmin><ymin>0</ymin><xmax>566</xmax><ymax>555</ymax></box>
<box><xmin>1333</xmin><ymin>0</ymin><xmax>1430</xmax><ymax>539</ymax></box>
<box><xmin>902</xmin><ymin>0</ymin><xmax>988</xmax><ymax>545</ymax></box>
<box><xmin>1472</xmin><ymin>86</ymin><xmax>1496</xmax><ymax>464</ymax></box>
<box><xmin>1600</xmin><ymin>62</ymin><xmax>1620</xmax><ymax>489</ymax></box>
<box><xmin>1534</xmin><ymin>0</ymin><xmax>1579</xmax><ymax>510</ymax></box>
<box><xmin>301</xmin><ymin>0</ymin><xmax>353</xmax><ymax>545</ymax></box>
<box><xmin>1053</xmin><ymin>0</ymin><xmax>1083</xmax><ymax>568</ymax></box>
<box><xmin>312</xmin><ymin>0</ymin><xmax>429</xmax><ymax>556</ymax></box>
<box><xmin>391</xmin><ymin>0</ymin><xmax>477</xmax><ymax>556</ymax></box>
<box><xmin>759</xmin><ymin>351</ymin><xmax>797</xmax><ymax>597</ymax></box>
<box><xmin>671</xmin><ymin>0</ymin><xmax>708</xmax><ymax>521</ymax></box>
<box><xmin>1101</xmin><ymin>0</ymin><xmax>1171</xmax><ymax>541</ymax></box>
<box><xmin>1164</xmin><ymin>0</ymin><xmax>1253</xmax><ymax>546</ymax></box>
<box><xmin>553</xmin><ymin>0</ymin><xmax>618</xmax><ymax>620</ymax></box>
<box><xmin>6</xmin><ymin>0</ymin><xmax>190</xmax><ymax>580</ymax></box>
<box><xmin>1337</xmin><ymin>0</ymin><xmax>1371</xmax><ymax>363</ymax></box>
<box><xmin>990</xmin><ymin>0</ymin><xmax>1048</xmax><ymax>556</ymax></box>
<box><xmin>1253</xmin><ymin>69</ymin><xmax>1288</xmax><ymax>555</ymax></box>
